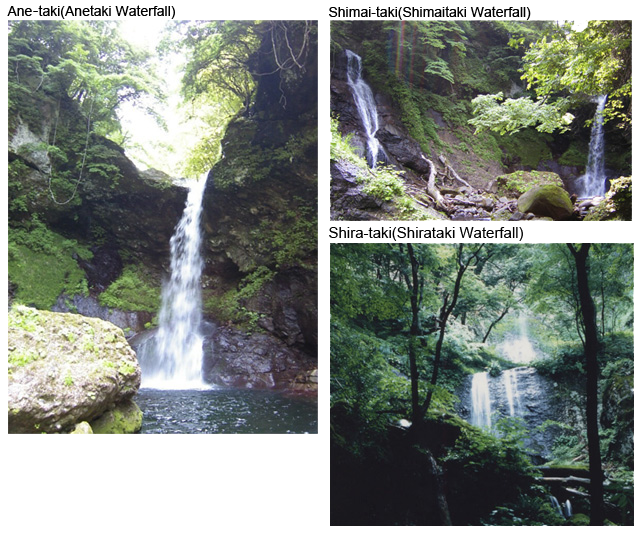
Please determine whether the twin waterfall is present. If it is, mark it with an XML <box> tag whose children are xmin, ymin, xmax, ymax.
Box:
<box><xmin>470</xmin><ymin>316</ymin><xmax>533</xmax><ymax>430</ymax></box>
<box><xmin>139</xmin><ymin>175</ymin><xmax>209</xmax><ymax>389</ymax></box>
<box><xmin>345</xmin><ymin>50</ymin><xmax>383</xmax><ymax>168</ymax></box>
<box><xmin>470</xmin><ymin>368</ymin><xmax>522</xmax><ymax>430</ymax></box>
<box><xmin>575</xmin><ymin>95</ymin><xmax>608</xmax><ymax>198</ymax></box>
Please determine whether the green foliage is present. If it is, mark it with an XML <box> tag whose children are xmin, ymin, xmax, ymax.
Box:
<box><xmin>330</xmin><ymin>116</ymin><xmax>365</xmax><ymax>165</ymax></box>
<box><xmin>495</xmin><ymin>170</ymin><xmax>562</xmax><ymax>197</ymax></box>
<box><xmin>383</xmin><ymin>21</ymin><xmax>468</xmax><ymax>88</ymax></box>
<box><xmin>8</xmin><ymin>217</ymin><xmax>90</xmax><ymax>309</ymax></box>
<box><xmin>470</xmin><ymin>92</ymin><xmax>574</xmax><ymax>135</ymax></box>
<box><xmin>265</xmin><ymin>205</ymin><xmax>317</xmax><ymax>270</ymax></box>
<box><xmin>358</xmin><ymin>164</ymin><xmax>405</xmax><ymax>201</ymax></box>
<box><xmin>558</xmin><ymin>141</ymin><xmax>588</xmax><ymax>167</ymax></box>
<box><xmin>203</xmin><ymin>266</ymin><xmax>275</xmax><ymax>330</ymax></box>
<box><xmin>481</xmin><ymin>492</ymin><xmax>566</xmax><ymax>526</ymax></box>
<box><xmin>521</xmin><ymin>21</ymin><xmax>631</xmax><ymax>127</ymax></box>
<box><xmin>98</xmin><ymin>265</ymin><xmax>160</xmax><ymax>313</ymax></box>
<box><xmin>9</xmin><ymin>20</ymin><xmax>163</xmax><ymax>138</ymax></box>
<box><xmin>470</xmin><ymin>21</ymin><xmax>631</xmax><ymax>135</ymax></box>
<box><xmin>444</xmin><ymin>423</ymin><xmax>539</xmax><ymax>522</ymax></box>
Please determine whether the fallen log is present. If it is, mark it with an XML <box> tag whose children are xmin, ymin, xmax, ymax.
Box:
<box><xmin>419</xmin><ymin>155</ymin><xmax>444</xmax><ymax>206</ymax></box>
<box><xmin>542</xmin><ymin>476</ymin><xmax>591</xmax><ymax>486</ymax></box>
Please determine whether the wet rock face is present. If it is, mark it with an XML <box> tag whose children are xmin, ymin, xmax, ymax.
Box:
<box><xmin>52</xmin><ymin>294</ymin><xmax>152</xmax><ymax>335</ymax></box>
<box><xmin>202</xmin><ymin>325</ymin><xmax>317</xmax><ymax>390</ymax></box>
<box><xmin>330</xmin><ymin>160</ymin><xmax>392</xmax><ymax>220</ymax></box>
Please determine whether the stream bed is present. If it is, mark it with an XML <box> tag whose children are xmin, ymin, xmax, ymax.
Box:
<box><xmin>135</xmin><ymin>388</ymin><xmax>317</xmax><ymax>434</ymax></box>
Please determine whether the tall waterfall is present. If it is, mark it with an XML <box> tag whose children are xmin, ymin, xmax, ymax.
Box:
<box><xmin>139</xmin><ymin>174</ymin><xmax>209</xmax><ymax>389</ymax></box>
<box><xmin>345</xmin><ymin>49</ymin><xmax>383</xmax><ymax>168</ymax></box>
<box><xmin>575</xmin><ymin>95</ymin><xmax>607</xmax><ymax>198</ymax></box>
<box><xmin>503</xmin><ymin>368</ymin><xmax>521</xmax><ymax>417</ymax></box>
<box><xmin>471</xmin><ymin>372</ymin><xmax>492</xmax><ymax>429</ymax></box>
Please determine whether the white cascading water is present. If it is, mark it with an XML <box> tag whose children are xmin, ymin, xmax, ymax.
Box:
<box><xmin>345</xmin><ymin>49</ymin><xmax>382</xmax><ymax>168</ymax></box>
<box><xmin>140</xmin><ymin>173</ymin><xmax>209</xmax><ymax>389</ymax></box>
<box><xmin>502</xmin><ymin>368</ymin><xmax>521</xmax><ymax>417</ymax></box>
<box><xmin>575</xmin><ymin>95</ymin><xmax>607</xmax><ymax>198</ymax></box>
<box><xmin>471</xmin><ymin>371</ymin><xmax>492</xmax><ymax>429</ymax></box>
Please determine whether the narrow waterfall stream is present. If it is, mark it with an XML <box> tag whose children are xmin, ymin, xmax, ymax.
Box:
<box><xmin>345</xmin><ymin>49</ymin><xmax>383</xmax><ymax>168</ymax></box>
<box><xmin>471</xmin><ymin>371</ymin><xmax>492</xmax><ymax>429</ymax></box>
<box><xmin>138</xmin><ymin>174</ymin><xmax>209</xmax><ymax>389</ymax></box>
<box><xmin>575</xmin><ymin>95</ymin><xmax>607</xmax><ymax>198</ymax></box>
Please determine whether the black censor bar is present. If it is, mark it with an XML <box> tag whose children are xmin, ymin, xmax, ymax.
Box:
<box><xmin>329</xmin><ymin>226</ymin><xmax>523</xmax><ymax>242</ymax></box>
<box><xmin>329</xmin><ymin>6</ymin><xmax>531</xmax><ymax>20</ymax></box>
<box><xmin>15</xmin><ymin>4</ymin><xmax>176</xmax><ymax>20</ymax></box>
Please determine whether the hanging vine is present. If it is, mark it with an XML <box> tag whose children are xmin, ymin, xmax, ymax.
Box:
<box><xmin>46</xmin><ymin>97</ymin><xmax>94</xmax><ymax>205</ymax></box>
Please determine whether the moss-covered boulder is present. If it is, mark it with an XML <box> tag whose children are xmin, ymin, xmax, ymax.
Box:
<box><xmin>584</xmin><ymin>176</ymin><xmax>632</xmax><ymax>221</ymax></box>
<box><xmin>495</xmin><ymin>170</ymin><xmax>564</xmax><ymax>198</ymax></box>
<box><xmin>517</xmin><ymin>184</ymin><xmax>574</xmax><ymax>220</ymax></box>
<box><xmin>90</xmin><ymin>399</ymin><xmax>143</xmax><ymax>434</ymax></box>
<box><xmin>8</xmin><ymin>305</ymin><xmax>141</xmax><ymax>433</ymax></box>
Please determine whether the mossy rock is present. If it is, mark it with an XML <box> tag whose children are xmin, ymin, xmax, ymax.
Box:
<box><xmin>90</xmin><ymin>399</ymin><xmax>143</xmax><ymax>434</ymax></box>
<box><xmin>496</xmin><ymin>170</ymin><xmax>564</xmax><ymax>198</ymax></box>
<box><xmin>8</xmin><ymin>305</ymin><xmax>141</xmax><ymax>433</ymax></box>
<box><xmin>70</xmin><ymin>422</ymin><xmax>94</xmax><ymax>434</ymax></box>
<box><xmin>517</xmin><ymin>185</ymin><xmax>574</xmax><ymax>220</ymax></box>
<box><xmin>584</xmin><ymin>176</ymin><xmax>632</xmax><ymax>221</ymax></box>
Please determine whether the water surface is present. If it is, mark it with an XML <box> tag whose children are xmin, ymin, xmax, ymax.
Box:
<box><xmin>135</xmin><ymin>388</ymin><xmax>317</xmax><ymax>434</ymax></box>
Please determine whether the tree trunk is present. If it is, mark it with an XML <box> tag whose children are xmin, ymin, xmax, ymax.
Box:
<box><xmin>406</xmin><ymin>244</ymin><xmax>421</xmax><ymax>424</ymax></box>
<box><xmin>482</xmin><ymin>304</ymin><xmax>510</xmax><ymax>343</ymax></box>
<box><xmin>420</xmin><ymin>156</ymin><xmax>444</xmax><ymax>207</ymax></box>
<box><xmin>421</xmin><ymin>245</ymin><xmax>483</xmax><ymax>418</ymax></box>
<box><xmin>567</xmin><ymin>243</ymin><xmax>605</xmax><ymax>526</ymax></box>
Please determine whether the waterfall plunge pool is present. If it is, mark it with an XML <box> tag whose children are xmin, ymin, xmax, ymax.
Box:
<box><xmin>134</xmin><ymin>388</ymin><xmax>318</xmax><ymax>434</ymax></box>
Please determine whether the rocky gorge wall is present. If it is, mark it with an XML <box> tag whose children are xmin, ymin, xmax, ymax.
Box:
<box><xmin>8</xmin><ymin>24</ymin><xmax>318</xmax><ymax>393</ymax></box>
<box><xmin>330</xmin><ymin>23</ymin><xmax>632</xmax><ymax>221</ymax></box>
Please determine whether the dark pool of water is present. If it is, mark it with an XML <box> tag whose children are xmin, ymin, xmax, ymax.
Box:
<box><xmin>135</xmin><ymin>388</ymin><xmax>317</xmax><ymax>434</ymax></box>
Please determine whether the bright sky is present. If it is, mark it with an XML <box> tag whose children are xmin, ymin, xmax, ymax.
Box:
<box><xmin>115</xmin><ymin>20</ymin><xmax>200</xmax><ymax>176</ymax></box>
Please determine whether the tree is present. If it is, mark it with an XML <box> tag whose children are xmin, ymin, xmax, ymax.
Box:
<box><xmin>167</xmin><ymin>20</ymin><xmax>315</xmax><ymax>175</ymax></box>
<box><xmin>470</xmin><ymin>21</ymin><xmax>632</xmax><ymax>135</ymax></box>
<box><xmin>9</xmin><ymin>20</ymin><xmax>162</xmax><ymax>138</ymax></box>
<box><xmin>419</xmin><ymin>244</ymin><xmax>484</xmax><ymax>419</ymax></box>
<box><xmin>566</xmin><ymin>244</ymin><xmax>605</xmax><ymax>525</ymax></box>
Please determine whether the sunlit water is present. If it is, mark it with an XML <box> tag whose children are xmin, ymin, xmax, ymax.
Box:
<box><xmin>574</xmin><ymin>94</ymin><xmax>607</xmax><ymax>198</ymax></box>
<box><xmin>137</xmin><ymin>174</ymin><xmax>209</xmax><ymax>389</ymax></box>
<box><xmin>470</xmin><ymin>371</ymin><xmax>492</xmax><ymax>430</ymax></box>
<box><xmin>345</xmin><ymin>49</ymin><xmax>383</xmax><ymax>168</ymax></box>
<box><xmin>135</xmin><ymin>388</ymin><xmax>318</xmax><ymax>434</ymax></box>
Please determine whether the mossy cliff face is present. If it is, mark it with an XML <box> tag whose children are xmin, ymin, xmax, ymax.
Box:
<box><xmin>201</xmin><ymin>24</ymin><xmax>318</xmax><ymax>365</ymax></box>
<box><xmin>8</xmin><ymin>306</ymin><xmax>142</xmax><ymax>433</ymax></box>
<box><xmin>9</xmin><ymin>104</ymin><xmax>189</xmax><ymax>267</ymax></box>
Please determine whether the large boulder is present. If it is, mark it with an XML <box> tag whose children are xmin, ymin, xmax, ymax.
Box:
<box><xmin>584</xmin><ymin>176</ymin><xmax>632</xmax><ymax>221</ymax></box>
<box><xmin>517</xmin><ymin>184</ymin><xmax>574</xmax><ymax>220</ymax></box>
<box><xmin>495</xmin><ymin>170</ymin><xmax>564</xmax><ymax>198</ymax></box>
<box><xmin>8</xmin><ymin>305</ymin><xmax>142</xmax><ymax>433</ymax></box>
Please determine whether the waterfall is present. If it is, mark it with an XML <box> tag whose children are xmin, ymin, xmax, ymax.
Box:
<box><xmin>503</xmin><ymin>368</ymin><xmax>521</xmax><ymax>417</ymax></box>
<box><xmin>138</xmin><ymin>173</ymin><xmax>209</xmax><ymax>389</ymax></box>
<box><xmin>345</xmin><ymin>49</ymin><xmax>383</xmax><ymax>168</ymax></box>
<box><xmin>575</xmin><ymin>95</ymin><xmax>607</xmax><ymax>198</ymax></box>
<box><xmin>471</xmin><ymin>372</ymin><xmax>492</xmax><ymax>429</ymax></box>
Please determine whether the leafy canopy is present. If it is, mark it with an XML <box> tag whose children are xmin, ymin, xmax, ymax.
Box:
<box><xmin>470</xmin><ymin>21</ymin><xmax>631</xmax><ymax>135</ymax></box>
